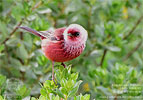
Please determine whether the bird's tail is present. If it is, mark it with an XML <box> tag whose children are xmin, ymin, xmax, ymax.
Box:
<box><xmin>19</xmin><ymin>26</ymin><xmax>45</xmax><ymax>39</ymax></box>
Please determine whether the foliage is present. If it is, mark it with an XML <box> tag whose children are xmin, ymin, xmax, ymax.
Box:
<box><xmin>89</xmin><ymin>63</ymin><xmax>143</xmax><ymax>99</ymax></box>
<box><xmin>0</xmin><ymin>74</ymin><xmax>31</xmax><ymax>100</ymax></box>
<box><xmin>0</xmin><ymin>0</ymin><xmax>143</xmax><ymax>100</ymax></box>
<box><xmin>32</xmin><ymin>66</ymin><xmax>90</xmax><ymax>100</ymax></box>
<box><xmin>0</xmin><ymin>95</ymin><xmax>5</xmax><ymax>100</ymax></box>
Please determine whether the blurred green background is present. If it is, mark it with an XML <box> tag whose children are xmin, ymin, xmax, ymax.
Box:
<box><xmin>0</xmin><ymin>0</ymin><xmax>143</xmax><ymax>99</ymax></box>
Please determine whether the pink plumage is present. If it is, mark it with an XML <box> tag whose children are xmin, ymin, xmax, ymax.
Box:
<box><xmin>19</xmin><ymin>24</ymin><xmax>88</xmax><ymax>82</ymax></box>
<box><xmin>20</xmin><ymin>24</ymin><xmax>87</xmax><ymax>62</ymax></box>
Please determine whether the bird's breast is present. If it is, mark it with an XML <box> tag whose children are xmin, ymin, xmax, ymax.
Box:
<box><xmin>41</xmin><ymin>39</ymin><xmax>85</xmax><ymax>62</ymax></box>
<box><xmin>63</xmin><ymin>43</ymin><xmax>85</xmax><ymax>61</ymax></box>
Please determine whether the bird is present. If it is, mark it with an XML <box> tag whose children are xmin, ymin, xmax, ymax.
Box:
<box><xmin>19</xmin><ymin>24</ymin><xmax>88</xmax><ymax>82</ymax></box>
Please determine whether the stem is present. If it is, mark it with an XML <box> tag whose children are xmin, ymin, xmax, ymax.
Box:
<box><xmin>65</xmin><ymin>95</ymin><xmax>68</xmax><ymax>100</ymax></box>
<box><xmin>123</xmin><ymin>40</ymin><xmax>142</xmax><ymax>61</ymax></box>
<box><xmin>53</xmin><ymin>19</ymin><xmax>57</xmax><ymax>27</ymax></box>
<box><xmin>1</xmin><ymin>1</ymin><xmax>41</xmax><ymax>45</ymax></box>
<box><xmin>100</xmin><ymin>49</ymin><xmax>108</xmax><ymax>67</ymax></box>
<box><xmin>20</xmin><ymin>32</ymin><xmax>23</xmax><ymax>40</ymax></box>
<box><xmin>114</xmin><ymin>94</ymin><xmax>118</xmax><ymax>100</ymax></box>
<box><xmin>1</xmin><ymin>19</ymin><xmax>24</xmax><ymax>44</ymax></box>
<box><xmin>32</xmin><ymin>1</ymin><xmax>42</xmax><ymax>11</ymax></box>
<box><xmin>123</xmin><ymin>15</ymin><xmax>143</xmax><ymax>40</ymax></box>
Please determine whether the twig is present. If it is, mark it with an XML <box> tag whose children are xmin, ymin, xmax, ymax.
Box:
<box><xmin>54</xmin><ymin>19</ymin><xmax>57</xmax><ymax>27</ymax></box>
<box><xmin>123</xmin><ymin>15</ymin><xmax>143</xmax><ymax>40</ymax></box>
<box><xmin>100</xmin><ymin>49</ymin><xmax>108</xmax><ymax>67</ymax></box>
<box><xmin>1</xmin><ymin>0</ymin><xmax>43</xmax><ymax>45</ymax></box>
<box><xmin>114</xmin><ymin>94</ymin><xmax>118</xmax><ymax>100</ymax></box>
<box><xmin>32</xmin><ymin>1</ymin><xmax>42</xmax><ymax>11</ymax></box>
<box><xmin>2</xmin><ymin>19</ymin><xmax>24</xmax><ymax>44</ymax></box>
<box><xmin>20</xmin><ymin>32</ymin><xmax>24</xmax><ymax>40</ymax></box>
<box><xmin>123</xmin><ymin>40</ymin><xmax>142</xmax><ymax>61</ymax></box>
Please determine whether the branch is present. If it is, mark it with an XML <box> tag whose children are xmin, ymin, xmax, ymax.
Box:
<box><xmin>1</xmin><ymin>0</ymin><xmax>42</xmax><ymax>45</ymax></box>
<box><xmin>32</xmin><ymin>1</ymin><xmax>42</xmax><ymax>11</ymax></box>
<box><xmin>123</xmin><ymin>15</ymin><xmax>143</xmax><ymax>40</ymax></box>
<box><xmin>2</xmin><ymin>19</ymin><xmax>24</xmax><ymax>44</ymax></box>
<box><xmin>123</xmin><ymin>40</ymin><xmax>142</xmax><ymax>61</ymax></box>
<box><xmin>100</xmin><ymin>49</ymin><xmax>108</xmax><ymax>67</ymax></box>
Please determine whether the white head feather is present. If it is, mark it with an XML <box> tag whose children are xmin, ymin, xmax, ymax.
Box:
<box><xmin>63</xmin><ymin>24</ymin><xmax>88</xmax><ymax>45</ymax></box>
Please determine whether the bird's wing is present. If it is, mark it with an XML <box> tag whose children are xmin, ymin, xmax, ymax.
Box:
<box><xmin>54</xmin><ymin>27</ymin><xmax>66</xmax><ymax>40</ymax></box>
<box><xmin>39</xmin><ymin>31</ymin><xmax>57</xmax><ymax>40</ymax></box>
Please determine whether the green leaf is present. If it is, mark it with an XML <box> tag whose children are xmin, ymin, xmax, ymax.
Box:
<box><xmin>6</xmin><ymin>38</ymin><xmax>20</xmax><ymax>47</ymax></box>
<box><xmin>23</xmin><ymin>33</ymin><xmax>33</xmax><ymax>50</ymax></box>
<box><xmin>54</xmin><ymin>95</ymin><xmax>60</xmax><ymax>100</ymax></box>
<box><xmin>16</xmin><ymin>43</ymin><xmax>28</xmax><ymax>60</ymax></box>
<box><xmin>0</xmin><ymin>44</ymin><xmax>4</xmax><ymax>53</ymax></box>
<box><xmin>44</xmin><ymin>80</ymin><xmax>56</xmax><ymax>89</ymax></box>
<box><xmin>10</xmin><ymin>67</ymin><xmax>21</xmax><ymax>78</ymax></box>
<box><xmin>40</xmin><ymin>88</ymin><xmax>48</xmax><ymax>97</ymax></box>
<box><xmin>82</xmin><ymin>94</ymin><xmax>90</xmax><ymax>100</ymax></box>
<box><xmin>71</xmin><ymin>73</ymin><xmax>79</xmax><ymax>81</ymax></box>
<box><xmin>74</xmin><ymin>94</ymin><xmax>90</xmax><ymax>100</ymax></box>
<box><xmin>96</xmin><ymin>86</ymin><xmax>112</xmax><ymax>96</ymax></box>
<box><xmin>60</xmin><ymin>79</ymin><xmax>67</xmax><ymax>87</ymax></box>
<box><xmin>11</xmin><ymin>6</ymin><xmax>22</xmax><ymax>21</ymax></box>
<box><xmin>106</xmin><ymin>46</ymin><xmax>121</xmax><ymax>52</ymax></box>
<box><xmin>9</xmin><ymin>57</ymin><xmax>22</xmax><ymax>69</ymax></box>
<box><xmin>0</xmin><ymin>21</ymin><xmax>8</xmax><ymax>36</ymax></box>
<box><xmin>25</xmin><ymin>69</ymin><xmax>37</xmax><ymax>80</ymax></box>
<box><xmin>56</xmin><ymin>88</ymin><xmax>65</xmax><ymax>99</ymax></box>
<box><xmin>0</xmin><ymin>75</ymin><xmax>6</xmax><ymax>87</ymax></box>
<box><xmin>60</xmin><ymin>87</ymin><xmax>67</xmax><ymax>95</ymax></box>
<box><xmin>31</xmin><ymin>97</ymin><xmax>37</xmax><ymax>100</ymax></box>
<box><xmin>16</xmin><ymin>85</ymin><xmax>31</xmax><ymax>98</ymax></box>
<box><xmin>39</xmin><ymin>95</ymin><xmax>47</xmax><ymax>100</ymax></box>
<box><xmin>0</xmin><ymin>95</ymin><xmax>5</xmax><ymax>100</ymax></box>
<box><xmin>68</xmin><ymin>80</ymin><xmax>82</xmax><ymax>97</ymax></box>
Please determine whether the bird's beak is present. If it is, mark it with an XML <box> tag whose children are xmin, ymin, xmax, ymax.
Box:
<box><xmin>67</xmin><ymin>33</ymin><xmax>73</xmax><ymax>36</ymax></box>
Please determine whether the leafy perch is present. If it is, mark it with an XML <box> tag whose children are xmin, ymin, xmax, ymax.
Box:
<box><xmin>31</xmin><ymin>66</ymin><xmax>90</xmax><ymax>100</ymax></box>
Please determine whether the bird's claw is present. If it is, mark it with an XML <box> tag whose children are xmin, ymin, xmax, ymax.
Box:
<box><xmin>61</xmin><ymin>62</ymin><xmax>67</xmax><ymax>68</ymax></box>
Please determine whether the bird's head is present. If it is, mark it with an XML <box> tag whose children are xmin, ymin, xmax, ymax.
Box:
<box><xmin>63</xmin><ymin>24</ymin><xmax>88</xmax><ymax>45</ymax></box>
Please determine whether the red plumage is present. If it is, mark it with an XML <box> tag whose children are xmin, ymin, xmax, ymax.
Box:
<box><xmin>41</xmin><ymin>27</ymin><xmax>85</xmax><ymax>62</ymax></box>
<box><xmin>42</xmin><ymin>38</ymin><xmax>85</xmax><ymax>62</ymax></box>
<box><xmin>19</xmin><ymin>24</ymin><xmax>88</xmax><ymax>82</ymax></box>
<box><xmin>20</xmin><ymin>24</ymin><xmax>87</xmax><ymax>62</ymax></box>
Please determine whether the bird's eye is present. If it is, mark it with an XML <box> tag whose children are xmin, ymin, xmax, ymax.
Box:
<box><xmin>74</xmin><ymin>32</ymin><xmax>80</xmax><ymax>37</ymax></box>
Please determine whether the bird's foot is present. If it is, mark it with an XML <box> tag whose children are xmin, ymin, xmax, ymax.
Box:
<box><xmin>61</xmin><ymin>62</ymin><xmax>67</xmax><ymax>68</ymax></box>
